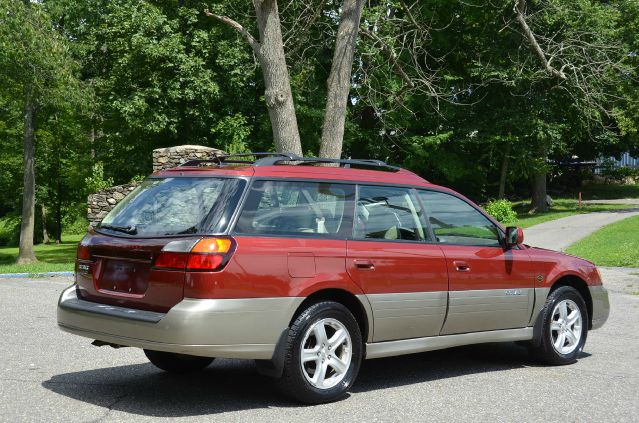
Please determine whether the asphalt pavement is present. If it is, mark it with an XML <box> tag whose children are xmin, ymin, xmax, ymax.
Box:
<box><xmin>1</xmin><ymin>270</ymin><xmax>637</xmax><ymax>422</ymax></box>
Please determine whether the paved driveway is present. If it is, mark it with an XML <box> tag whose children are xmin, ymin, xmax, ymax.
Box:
<box><xmin>524</xmin><ymin>209</ymin><xmax>639</xmax><ymax>251</ymax></box>
<box><xmin>1</xmin><ymin>271</ymin><xmax>637</xmax><ymax>422</ymax></box>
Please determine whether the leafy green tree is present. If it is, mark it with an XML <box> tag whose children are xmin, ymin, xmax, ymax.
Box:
<box><xmin>0</xmin><ymin>0</ymin><xmax>84</xmax><ymax>262</ymax></box>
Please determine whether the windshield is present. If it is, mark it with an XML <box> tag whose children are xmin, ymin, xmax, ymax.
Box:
<box><xmin>98</xmin><ymin>177</ymin><xmax>246</xmax><ymax>237</ymax></box>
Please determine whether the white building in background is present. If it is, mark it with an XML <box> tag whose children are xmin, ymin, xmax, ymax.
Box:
<box><xmin>597</xmin><ymin>152</ymin><xmax>639</xmax><ymax>169</ymax></box>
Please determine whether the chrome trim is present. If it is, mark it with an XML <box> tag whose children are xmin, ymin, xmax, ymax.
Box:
<box><xmin>57</xmin><ymin>285</ymin><xmax>304</xmax><ymax>359</ymax></box>
<box><xmin>365</xmin><ymin>327</ymin><xmax>533</xmax><ymax>359</ymax></box>
<box><xmin>589</xmin><ymin>285</ymin><xmax>610</xmax><ymax>330</ymax></box>
<box><xmin>366</xmin><ymin>291</ymin><xmax>447</xmax><ymax>342</ymax></box>
<box><xmin>441</xmin><ymin>288</ymin><xmax>533</xmax><ymax>335</ymax></box>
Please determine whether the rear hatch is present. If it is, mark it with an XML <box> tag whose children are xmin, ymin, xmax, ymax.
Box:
<box><xmin>76</xmin><ymin>175</ymin><xmax>247</xmax><ymax>312</ymax></box>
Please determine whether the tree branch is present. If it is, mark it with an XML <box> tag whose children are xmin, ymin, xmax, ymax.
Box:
<box><xmin>203</xmin><ymin>9</ymin><xmax>261</xmax><ymax>57</ymax></box>
<box><xmin>513</xmin><ymin>0</ymin><xmax>567</xmax><ymax>80</ymax></box>
<box><xmin>359</xmin><ymin>28</ymin><xmax>415</xmax><ymax>89</ymax></box>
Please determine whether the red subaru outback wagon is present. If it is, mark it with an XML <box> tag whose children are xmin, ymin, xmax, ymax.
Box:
<box><xmin>58</xmin><ymin>153</ymin><xmax>609</xmax><ymax>403</ymax></box>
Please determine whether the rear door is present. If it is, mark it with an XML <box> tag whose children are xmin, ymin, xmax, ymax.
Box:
<box><xmin>346</xmin><ymin>185</ymin><xmax>448</xmax><ymax>342</ymax></box>
<box><xmin>229</xmin><ymin>179</ymin><xmax>356</xmax><ymax>297</ymax></box>
<box><xmin>417</xmin><ymin>190</ymin><xmax>535</xmax><ymax>335</ymax></box>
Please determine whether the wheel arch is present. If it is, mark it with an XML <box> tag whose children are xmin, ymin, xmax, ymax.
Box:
<box><xmin>256</xmin><ymin>288</ymin><xmax>372</xmax><ymax>379</ymax></box>
<box><xmin>289</xmin><ymin>288</ymin><xmax>372</xmax><ymax>344</ymax></box>
<box><xmin>549</xmin><ymin>274</ymin><xmax>593</xmax><ymax>329</ymax></box>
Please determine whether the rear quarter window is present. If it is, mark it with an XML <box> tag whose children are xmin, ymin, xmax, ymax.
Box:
<box><xmin>234</xmin><ymin>180</ymin><xmax>355</xmax><ymax>238</ymax></box>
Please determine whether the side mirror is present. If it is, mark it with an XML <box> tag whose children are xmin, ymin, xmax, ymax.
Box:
<box><xmin>505</xmin><ymin>226</ymin><xmax>524</xmax><ymax>248</ymax></box>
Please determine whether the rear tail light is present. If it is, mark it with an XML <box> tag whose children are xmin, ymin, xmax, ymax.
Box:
<box><xmin>77</xmin><ymin>236</ymin><xmax>93</xmax><ymax>261</ymax></box>
<box><xmin>154</xmin><ymin>237</ymin><xmax>235</xmax><ymax>271</ymax></box>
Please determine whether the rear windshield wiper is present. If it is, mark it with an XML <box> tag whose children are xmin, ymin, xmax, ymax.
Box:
<box><xmin>99</xmin><ymin>224</ymin><xmax>138</xmax><ymax>235</ymax></box>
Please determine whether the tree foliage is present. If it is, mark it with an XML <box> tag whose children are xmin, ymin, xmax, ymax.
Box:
<box><xmin>0</xmin><ymin>0</ymin><xmax>637</xmax><ymax>247</ymax></box>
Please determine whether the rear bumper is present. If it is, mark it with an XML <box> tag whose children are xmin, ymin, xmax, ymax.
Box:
<box><xmin>589</xmin><ymin>285</ymin><xmax>610</xmax><ymax>330</ymax></box>
<box><xmin>57</xmin><ymin>285</ymin><xmax>304</xmax><ymax>359</ymax></box>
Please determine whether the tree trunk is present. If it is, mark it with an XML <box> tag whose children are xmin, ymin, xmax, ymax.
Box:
<box><xmin>41</xmin><ymin>203</ymin><xmax>49</xmax><ymax>244</ymax></box>
<box><xmin>17</xmin><ymin>86</ymin><xmax>37</xmax><ymax>264</ymax></box>
<box><xmin>319</xmin><ymin>0</ymin><xmax>365</xmax><ymax>159</ymax></box>
<box><xmin>498</xmin><ymin>142</ymin><xmax>512</xmax><ymax>199</ymax></box>
<box><xmin>530</xmin><ymin>172</ymin><xmax>548</xmax><ymax>213</ymax></box>
<box><xmin>253</xmin><ymin>0</ymin><xmax>303</xmax><ymax>156</ymax></box>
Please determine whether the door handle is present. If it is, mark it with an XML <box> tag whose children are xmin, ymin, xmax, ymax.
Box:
<box><xmin>354</xmin><ymin>259</ymin><xmax>375</xmax><ymax>270</ymax></box>
<box><xmin>453</xmin><ymin>260</ymin><xmax>470</xmax><ymax>272</ymax></box>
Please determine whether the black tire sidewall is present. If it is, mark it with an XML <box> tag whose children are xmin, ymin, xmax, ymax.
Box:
<box><xmin>282</xmin><ymin>301</ymin><xmax>362</xmax><ymax>403</ymax></box>
<box><xmin>540</xmin><ymin>286</ymin><xmax>589</xmax><ymax>364</ymax></box>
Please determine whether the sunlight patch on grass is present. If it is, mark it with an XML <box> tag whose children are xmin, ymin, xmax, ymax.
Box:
<box><xmin>0</xmin><ymin>234</ymin><xmax>82</xmax><ymax>274</ymax></box>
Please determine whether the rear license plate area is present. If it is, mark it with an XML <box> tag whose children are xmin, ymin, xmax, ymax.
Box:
<box><xmin>97</xmin><ymin>259</ymin><xmax>149</xmax><ymax>296</ymax></box>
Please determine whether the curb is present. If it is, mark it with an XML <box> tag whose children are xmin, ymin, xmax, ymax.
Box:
<box><xmin>0</xmin><ymin>271</ymin><xmax>74</xmax><ymax>279</ymax></box>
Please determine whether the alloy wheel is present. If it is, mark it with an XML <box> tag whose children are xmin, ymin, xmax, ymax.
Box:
<box><xmin>300</xmin><ymin>318</ymin><xmax>352</xmax><ymax>389</ymax></box>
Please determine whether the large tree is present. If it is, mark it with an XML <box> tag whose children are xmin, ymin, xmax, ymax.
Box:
<box><xmin>205</xmin><ymin>0</ymin><xmax>366</xmax><ymax>157</ymax></box>
<box><xmin>0</xmin><ymin>0</ymin><xmax>83</xmax><ymax>262</ymax></box>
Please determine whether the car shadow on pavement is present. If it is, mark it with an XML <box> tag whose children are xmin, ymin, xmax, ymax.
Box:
<box><xmin>42</xmin><ymin>342</ymin><xmax>563</xmax><ymax>417</ymax></box>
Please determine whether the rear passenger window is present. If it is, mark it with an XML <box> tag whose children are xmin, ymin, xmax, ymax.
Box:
<box><xmin>234</xmin><ymin>181</ymin><xmax>355</xmax><ymax>237</ymax></box>
<box><xmin>418</xmin><ymin>190</ymin><xmax>501</xmax><ymax>247</ymax></box>
<box><xmin>354</xmin><ymin>186</ymin><xmax>425</xmax><ymax>241</ymax></box>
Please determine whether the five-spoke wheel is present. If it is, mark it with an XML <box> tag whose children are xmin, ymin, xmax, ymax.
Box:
<box><xmin>300</xmin><ymin>318</ymin><xmax>353</xmax><ymax>389</ymax></box>
<box><xmin>278</xmin><ymin>301</ymin><xmax>362</xmax><ymax>404</ymax></box>
<box><xmin>550</xmin><ymin>299</ymin><xmax>583</xmax><ymax>355</ymax></box>
<box><xmin>531</xmin><ymin>286</ymin><xmax>588</xmax><ymax>365</ymax></box>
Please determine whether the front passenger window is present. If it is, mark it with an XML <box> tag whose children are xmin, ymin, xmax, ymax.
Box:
<box><xmin>418</xmin><ymin>191</ymin><xmax>501</xmax><ymax>247</ymax></box>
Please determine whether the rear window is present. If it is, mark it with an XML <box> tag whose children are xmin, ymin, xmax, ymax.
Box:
<box><xmin>98</xmin><ymin>177</ymin><xmax>246</xmax><ymax>237</ymax></box>
<box><xmin>234</xmin><ymin>180</ymin><xmax>355</xmax><ymax>237</ymax></box>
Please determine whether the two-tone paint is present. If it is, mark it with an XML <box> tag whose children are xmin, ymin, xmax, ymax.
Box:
<box><xmin>58</xmin><ymin>163</ymin><xmax>610</xmax><ymax>362</ymax></box>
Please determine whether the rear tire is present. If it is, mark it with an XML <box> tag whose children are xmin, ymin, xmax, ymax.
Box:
<box><xmin>531</xmin><ymin>286</ymin><xmax>588</xmax><ymax>365</ymax></box>
<box><xmin>144</xmin><ymin>349</ymin><xmax>214</xmax><ymax>373</ymax></box>
<box><xmin>278</xmin><ymin>301</ymin><xmax>362</xmax><ymax>404</ymax></box>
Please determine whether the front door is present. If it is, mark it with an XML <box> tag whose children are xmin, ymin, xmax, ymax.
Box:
<box><xmin>417</xmin><ymin>190</ymin><xmax>535</xmax><ymax>335</ymax></box>
<box><xmin>347</xmin><ymin>185</ymin><xmax>448</xmax><ymax>342</ymax></box>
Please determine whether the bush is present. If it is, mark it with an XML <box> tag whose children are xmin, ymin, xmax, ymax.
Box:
<box><xmin>485</xmin><ymin>199</ymin><xmax>517</xmax><ymax>224</ymax></box>
<box><xmin>0</xmin><ymin>215</ymin><xmax>21</xmax><ymax>246</ymax></box>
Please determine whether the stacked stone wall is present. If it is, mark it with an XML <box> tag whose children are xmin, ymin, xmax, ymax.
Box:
<box><xmin>152</xmin><ymin>145</ymin><xmax>224</xmax><ymax>171</ymax></box>
<box><xmin>87</xmin><ymin>184</ymin><xmax>139</xmax><ymax>227</ymax></box>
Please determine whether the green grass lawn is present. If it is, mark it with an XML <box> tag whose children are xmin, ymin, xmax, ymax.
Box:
<box><xmin>566</xmin><ymin>215</ymin><xmax>639</xmax><ymax>268</ymax></box>
<box><xmin>512</xmin><ymin>198</ymin><xmax>633</xmax><ymax>228</ymax></box>
<box><xmin>0</xmin><ymin>234</ymin><xmax>83</xmax><ymax>274</ymax></box>
<box><xmin>576</xmin><ymin>183</ymin><xmax>639</xmax><ymax>200</ymax></box>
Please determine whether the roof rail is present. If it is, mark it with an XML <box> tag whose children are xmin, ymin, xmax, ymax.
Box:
<box><xmin>178</xmin><ymin>152</ymin><xmax>400</xmax><ymax>172</ymax></box>
<box><xmin>254</xmin><ymin>156</ymin><xmax>400</xmax><ymax>172</ymax></box>
<box><xmin>180</xmin><ymin>152</ymin><xmax>300</xmax><ymax>167</ymax></box>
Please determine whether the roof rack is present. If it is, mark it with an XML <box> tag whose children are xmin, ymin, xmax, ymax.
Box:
<box><xmin>180</xmin><ymin>152</ymin><xmax>301</xmax><ymax>167</ymax></box>
<box><xmin>254</xmin><ymin>156</ymin><xmax>400</xmax><ymax>172</ymax></box>
<box><xmin>178</xmin><ymin>152</ymin><xmax>400</xmax><ymax>172</ymax></box>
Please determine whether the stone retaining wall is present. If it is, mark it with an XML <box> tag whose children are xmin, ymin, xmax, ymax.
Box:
<box><xmin>152</xmin><ymin>145</ymin><xmax>224</xmax><ymax>172</ymax></box>
<box><xmin>87</xmin><ymin>183</ymin><xmax>139</xmax><ymax>227</ymax></box>
<box><xmin>88</xmin><ymin>144</ymin><xmax>224</xmax><ymax>227</ymax></box>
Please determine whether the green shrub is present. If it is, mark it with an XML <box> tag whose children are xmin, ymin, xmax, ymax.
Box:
<box><xmin>485</xmin><ymin>199</ymin><xmax>517</xmax><ymax>224</ymax></box>
<box><xmin>63</xmin><ymin>216</ymin><xmax>90</xmax><ymax>235</ymax></box>
<box><xmin>0</xmin><ymin>215</ymin><xmax>21</xmax><ymax>246</ymax></box>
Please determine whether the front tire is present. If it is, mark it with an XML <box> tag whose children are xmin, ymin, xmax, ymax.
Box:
<box><xmin>144</xmin><ymin>350</ymin><xmax>214</xmax><ymax>373</ymax></box>
<box><xmin>278</xmin><ymin>301</ymin><xmax>363</xmax><ymax>404</ymax></box>
<box><xmin>532</xmin><ymin>286</ymin><xmax>588</xmax><ymax>365</ymax></box>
